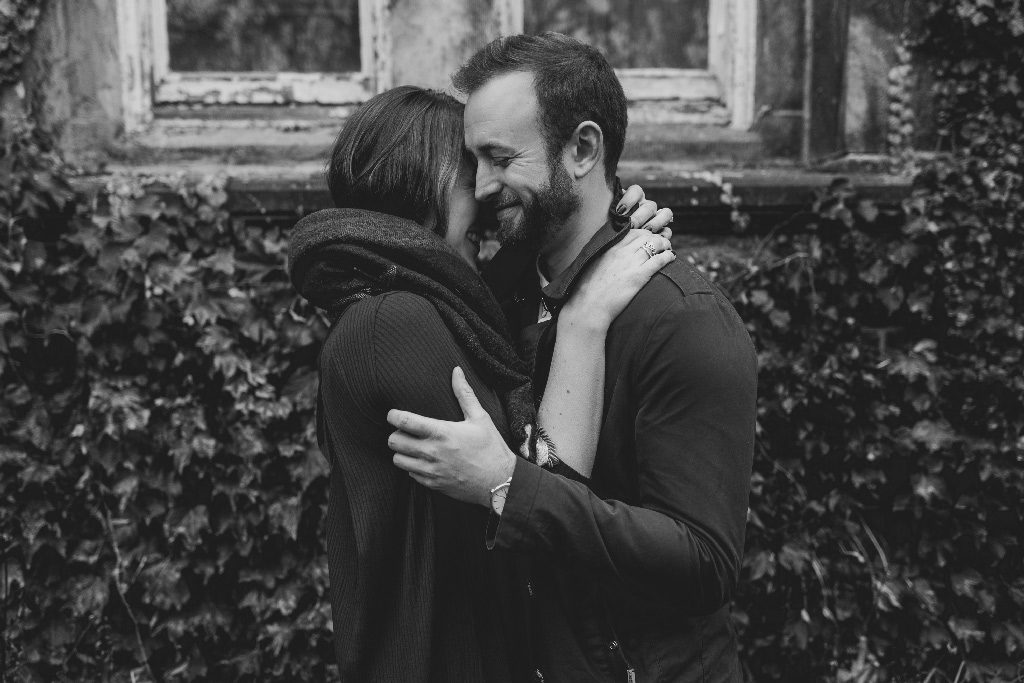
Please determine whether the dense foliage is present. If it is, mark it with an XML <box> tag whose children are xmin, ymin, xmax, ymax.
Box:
<box><xmin>726</xmin><ymin>5</ymin><xmax>1024</xmax><ymax>678</ymax></box>
<box><xmin>723</xmin><ymin>169</ymin><xmax>1023</xmax><ymax>681</ymax></box>
<box><xmin>0</xmin><ymin>0</ymin><xmax>41</xmax><ymax>86</ymax></box>
<box><xmin>2</xmin><ymin>129</ymin><xmax>334</xmax><ymax>681</ymax></box>
<box><xmin>725</xmin><ymin>5</ymin><xmax>1024</xmax><ymax>678</ymax></box>
<box><xmin>2</xmin><ymin>0</ymin><xmax>1022</xmax><ymax>681</ymax></box>
<box><xmin>914</xmin><ymin>0</ymin><xmax>1024</xmax><ymax>169</ymax></box>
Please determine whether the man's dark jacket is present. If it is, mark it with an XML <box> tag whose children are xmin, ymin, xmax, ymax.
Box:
<box><xmin>484</xmin><ymin>220</ymin><xmax>757</xmax><ymax>683</ymax></box>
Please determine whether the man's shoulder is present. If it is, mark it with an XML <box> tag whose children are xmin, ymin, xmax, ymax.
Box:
<box><xmin>613</xmin><ymin>259</ymin><xmax>756</xmax><ymax>375</ymax></box>
<box><xmin>624</xmin><ymin>258</ymin><xmax>718</xmax><ymax>318</ymax></box>
<box><xmin>650</xmin><ymin>257</ymin><xmax>717</xmax><ymax>297</ymax></box>
<box><xmin>615</xmin><ymin>257</ymin><xmax>750</xmax><ymax>344</ymax></box>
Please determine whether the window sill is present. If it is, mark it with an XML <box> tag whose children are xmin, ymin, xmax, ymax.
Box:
<box><xmin>154</xmin><ymin>71</ymin><xmax>372</xmax><ymax>105</ymax></box>
<box><xmin>115</xmin><ymin>92</ymin><xmax>747</xmax><ymax>166</ymax></box>
<box><xmin>116</xmin><ymin>115</ymin><xmax>759</xmax><ymax>168</ymax></box>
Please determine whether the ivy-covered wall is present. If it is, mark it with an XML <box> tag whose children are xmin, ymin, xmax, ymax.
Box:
<box><xmin>2</xmin><ymin>1</ymin><xmax>1023</xmax><ymax>681</ymax></box>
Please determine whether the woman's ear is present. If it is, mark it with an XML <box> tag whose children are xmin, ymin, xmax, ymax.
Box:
<box><xmin>566</xmin><ymin>120</ymin><xmax>604</xmax><ymax>180</ymax></box>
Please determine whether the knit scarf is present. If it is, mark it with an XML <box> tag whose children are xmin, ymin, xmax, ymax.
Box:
<box><xmin>287</xmin><ymin>208</ymin><xmax>541</xmax><ymax>460</ymax></box>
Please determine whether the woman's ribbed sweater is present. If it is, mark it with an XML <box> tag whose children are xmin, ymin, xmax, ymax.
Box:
<box><xmin>317</xmin><ymin>290</ymin><xmax>527</xmax><ymax>682</ymax></box>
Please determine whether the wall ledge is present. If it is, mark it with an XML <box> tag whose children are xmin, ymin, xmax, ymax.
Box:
<box><xmin>71</xmin><ymin>160</ymin><xmax>913</xmax><ymax>235</ymax></box>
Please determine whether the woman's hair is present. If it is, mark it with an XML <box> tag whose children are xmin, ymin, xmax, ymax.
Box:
<box><xmin>326</xmin><ymin>86</ymin><xmax>466</xmax><ymax>237</ymax></box>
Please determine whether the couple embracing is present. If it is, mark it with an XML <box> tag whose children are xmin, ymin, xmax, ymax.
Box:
<box><xmin>288</xmin><ymin>32</ymin><xmax>756</xmax><ymax>683</ymax></box>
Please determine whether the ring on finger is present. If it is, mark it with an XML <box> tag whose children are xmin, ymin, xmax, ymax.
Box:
<box><xmin>641</xmin><ymin>241</ymin><xmax>658</xmax><ymax>258</ymax></box>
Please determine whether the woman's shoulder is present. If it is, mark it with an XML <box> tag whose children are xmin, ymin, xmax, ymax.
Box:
<box><xmin>321</xmin><ymin>291</ymin><xmax>484</xmax><ymax>414</ymax></box>
<box><xmin>320</xmin><ymin>292</ymin><xmax>455</xmax><ymax>403</ymax></box>
<box><xmin>338</xmin><ymin>291</ymin><xmax>441</xmax><ymax>327</ymax></box>
<box><xmin>324</xmin><ymin>291</ymin><xmax>448</xmax><ymax>355</ymax></box>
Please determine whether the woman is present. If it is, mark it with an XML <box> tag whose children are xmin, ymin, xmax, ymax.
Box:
<box><xmin>288</xmin><ymin>86</ymin><xmax>673</xmax><ymax>682</ymax></box>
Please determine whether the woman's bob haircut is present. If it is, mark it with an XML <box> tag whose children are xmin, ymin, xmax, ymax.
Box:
<box><xmin>326</xmin><ymin>86</ymin><xmax>466</xmax><ymax>237</ymax></box>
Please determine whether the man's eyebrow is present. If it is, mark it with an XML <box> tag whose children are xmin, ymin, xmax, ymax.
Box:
<box><xmin>478</xmin><ymin>143</ymin><xmax>516</xmax><ymax>156</ymax></box>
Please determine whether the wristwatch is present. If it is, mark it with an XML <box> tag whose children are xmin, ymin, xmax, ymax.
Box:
<box><xmin>489</xmin><ymin>475</ymin><xmax>513</xmax><ymax>516</ymax></box>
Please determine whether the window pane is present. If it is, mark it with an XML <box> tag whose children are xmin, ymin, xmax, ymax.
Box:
<box><xmin>525</xmin><ymin>0</ymin><xmax>709</xmax><ymax>69</ymax></box>
<box><xmin>167</xmin><ymin>0</ymin><xmax>360</xmax><ymax>72</ymax></box>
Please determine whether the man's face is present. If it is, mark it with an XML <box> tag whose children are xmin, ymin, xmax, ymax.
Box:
<box><xmin>463</xmin><ymin>71</ymin><xmax>579</xmax><ymax>249</ymax></box>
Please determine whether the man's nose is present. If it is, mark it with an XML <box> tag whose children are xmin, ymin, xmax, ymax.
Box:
<box><xmin>474</xmin><ymin>164</ymin><xmax>499</xmax><ymax>202</ymax></box>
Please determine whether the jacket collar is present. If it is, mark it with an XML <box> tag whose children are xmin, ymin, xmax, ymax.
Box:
<box><xmin>540</xmin><ymin>205</ymin><xmax>632</xmax><ymax>310</ymax></box>
<box><xmin>482</xmin><ymin>191</ymin><xmax>630</xmax><ymax>310</ymax></box>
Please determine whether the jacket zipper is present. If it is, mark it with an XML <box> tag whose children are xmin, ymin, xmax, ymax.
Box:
<box><xmin>602</xmin><ymin>594</ymin><xmax>636</xmax><ymax>682</ymax></box>
<box><xmin>607</xmin><ymin>639</ymin><xmax>636</xmax><ymax>683</ymax></box>
<box><xmin>605</xmin><ymin>614</ymin><xmax>636</xmax><ymax>683</ymax></box>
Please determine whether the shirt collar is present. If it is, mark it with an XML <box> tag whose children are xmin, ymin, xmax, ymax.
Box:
<box><xmin>536</xmin><ymin>259</ymin><xmax>550</xmax><ymax>290</ymax></box>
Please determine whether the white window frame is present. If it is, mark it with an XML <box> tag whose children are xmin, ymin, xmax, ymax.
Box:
<box><xmin>501</xmin><ymin>0</ymin><xmax>757</xmax><ymax>130</ymax></box>
<box><xmin>116</xmin><ymin>0</ymin><xmax>755</xmax><ymax>133</ymax></box>
<box><xmin>117</xmin><ymin>0</ymin><xmax>390</xmax><ymax>133</ymax></box>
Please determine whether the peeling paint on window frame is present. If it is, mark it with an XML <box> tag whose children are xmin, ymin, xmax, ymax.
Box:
<box><xmin>115</xmin><ymin>0</ymin><xmax>754</xmax><ymax>136</ymax></box>
<box><xmin>500</xmin><ymin>0</ymin><xmax>758</xmax><ymax>130</ymax></box>
<box><xmin>118</xmin><ymin>0</ymin><xmax>390</xmax><ymax>132</ymax></box>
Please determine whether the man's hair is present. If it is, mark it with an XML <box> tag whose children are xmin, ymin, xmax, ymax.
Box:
<box><xmin>326</xmin><ymin>85</ymin><xmax>465</xmax><ymax>236</ymax></box>
<box><xmin>452</xmin><ymin>32</ymin><xmax>627</xmax><ymax>184</ymax></box>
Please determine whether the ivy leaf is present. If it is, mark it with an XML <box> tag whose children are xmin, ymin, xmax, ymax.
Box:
<box><xmin>874</xmin><ymin>577</ymin><xmax>903</xmax><ymax>611</ymax></box>
<box><xmin>912</xmin><ymin>578</ymin><xmax>940</xmax><ymax>614</ymax></box>
<box><xmin>951</xmin><ymin>569</ymin><xmax>983</xmax><ymax>598</ymax></box>
<box><xmin>912</xmin><ymin>473</ymin><xmax>947</xmax><ymax>503</ymax></box>
<box><xmin>267</xmin><ymin>496</ymin><xmax>301</xmax><ymax>541</ymax></box>
<box><xmin>290</xmin><ymin>448</ymin><xmax>328</xmax><ymax>490</ymax></box>
<box><xmin>169</xmin><ymin>505</ymin><xmax>209</xmax><ymax>551</ymax></box>
<box><xmin>69</xmin><ymin>575</ymin><xmax>110</xmax><ymax>617</ymax></box>
<box><xmin>200</xmin><ymin>248</ymin><xmax>236</xmax><ymax>275</ymax></box>
<box><xmin>779</xmin><ymin>542</ymin><xmax>810</xmax><ymax>573</ymax></box>
<box><xmin>0</xmin><ymin>445</ymin><xmax>27</xmax><ymax>466</ymax></box>
<box><xmin>948</xmin><ymin>617</ymin><xmax>986</xmax><ymax>645</ymax></box>
<box><xmin>1</xmin><ymin>557</ymin><xmax>24</xmax><ymax>600</ymax></box>
<box><xmin>89</xmin><ymin>382</ymin><xmax>151</xmax><ymax>436</ymax></box>
<box><xmin>910</xmin><ymin>420</ymin><xmax>956</xmax><ymax>452</ymax></box>
<box><xmin>769</xmin><ymin>309</ymin><xmax>791</xmax><ymax>330</ymax></box>
<box><xmin>141</xmin><ymin>560</ymin><xmax>191</xmax><ymax>610</ymax></box>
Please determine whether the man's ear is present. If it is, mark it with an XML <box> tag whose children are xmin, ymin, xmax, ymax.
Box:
<box><xmin>565</xmin><ymin>120</ymin><xmax>604</xmax><ymax>180</ymax></box>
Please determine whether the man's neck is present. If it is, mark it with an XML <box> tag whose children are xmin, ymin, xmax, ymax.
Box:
<box><xmin>539</xmin><ymin>185</ymin><xmax>614</xmax><ymax>280</ymax></box>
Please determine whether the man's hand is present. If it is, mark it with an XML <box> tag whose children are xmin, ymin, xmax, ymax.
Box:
<box><xmin>388</xmin><ymin>367</ymin><xmax>516</xmax><ymax>508</ymax></box>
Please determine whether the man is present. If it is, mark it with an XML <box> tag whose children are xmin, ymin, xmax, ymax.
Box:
<box><xmin>388</xmin><ymin>33</ymin><xmax>756</xmax><ymax>682</ymax></box>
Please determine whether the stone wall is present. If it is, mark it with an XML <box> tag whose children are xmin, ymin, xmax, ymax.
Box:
<box><xmin>21</xmin><ymin>0</ymin><xmax>124</xmax><ymax>163</ymax></box>
<box><xmin>844</xmin><ymin>0</ymin><xmax>937</xmax><ymax>153</ymax></box>
<box><xmin>753</xmin><ymin>0</ymin><xmax>931</xmax><ymax>157</ymax></box>
<box><xmin>753</xmin><ymin>0</ymin><xmax>805</xmax><ymax>157</ymax></box>
<box><xmin>12</xmin><ymin>0</ymin><xmax>934</xmax><ymax>165</ymax></box>
<box><xmin>389</xmin><ymin>0</ymin><xmax>503</xmax><ymax>91</ymax></box>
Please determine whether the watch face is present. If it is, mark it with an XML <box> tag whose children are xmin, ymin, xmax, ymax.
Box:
<box><xmin>490</xmin><ymin>483</ymin><xmax>510</xmax><ymax>514</ymax></box>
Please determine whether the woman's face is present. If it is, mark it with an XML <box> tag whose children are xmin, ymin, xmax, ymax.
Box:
<box><xmin>444</xmin><ymin>157</ymin><xmax>483</xmax><ymax>267</ymax></box>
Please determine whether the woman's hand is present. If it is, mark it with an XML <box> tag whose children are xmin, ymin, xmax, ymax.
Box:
<box><xmin>618</xmin><ymin>184</ymin><xmax>674</xmax><ymax>239</ymax></box>
<box><xmin>561</xmin><ymin>228</ymin><xmax>675</xmax><ymax>331</ymax></box>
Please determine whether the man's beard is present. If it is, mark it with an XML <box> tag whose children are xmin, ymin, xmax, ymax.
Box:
<box><xmin>495</xmin><ymin>161</ymin><xmax>580</xmax><ymax>249</ymax></box>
